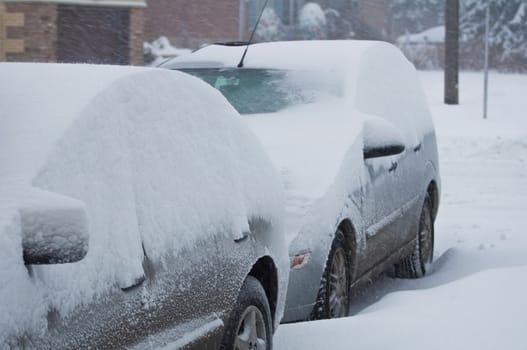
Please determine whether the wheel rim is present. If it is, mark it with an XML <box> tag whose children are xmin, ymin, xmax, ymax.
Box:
<box><xmin>234</xmin><ymin>305</ymin><xmax>267</xmax><ymax>350</ymax></box>
<box><xmin>419</xmin><ymin>204</ymin><xmax>433</xmax><ymax>265</ymax></box>
<box><xmin>328</xmin><ymin>247</ymin><xmax>349</xmax><ymax>318</ymax></box>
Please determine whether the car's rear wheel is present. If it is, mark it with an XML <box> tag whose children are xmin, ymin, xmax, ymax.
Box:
<box><xmin>394</xmin><ymin>193</ymin><xmax>434</xmax><ymax>278</ymax></box>
<box><xmin>221</xmin><ymin>275</ymin><xmax>272</xmax><ymax>350</ymax></box>
<box><xmin>312</xmin><ymin>230</ymin><xmax>351</xmax><ymax>319</ymax></box>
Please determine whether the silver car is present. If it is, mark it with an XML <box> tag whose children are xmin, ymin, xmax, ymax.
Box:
<box><xmin>163</xmin><ymin>40</ymin><xmax>441</xmax><ymax>322</ymax></box>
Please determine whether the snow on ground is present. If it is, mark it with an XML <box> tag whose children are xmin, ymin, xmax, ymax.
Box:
<box><xmin>396</xmin><ymin>26</ymin><xmax>445</xmax><ymax>45</ymax></box>
<box><xmin>275</xmin><ymin>71</ymin><xmax>527</xmax><ymax>349</ymax></box>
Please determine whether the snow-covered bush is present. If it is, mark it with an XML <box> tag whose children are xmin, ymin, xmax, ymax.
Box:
<box><xmin>388</xmin><ymin>0</ymin><xmax>444</xmax><ymax>37</ymax></box>
<box><xmin>143</xmin><ymin>36</ymin><xmax>192</xmax><ymax>66</ymax></box>
<box><xmin>255</xmin><ymin>7</ymin><xmax>285</xmax><ymax>42</ymax></box>
<box><xmin>461</xmin><ymin>0</ymin><xmax>527</xmax><ymax>72</ymax></box>
<box><xmin>324</xmin><ymin>8</ymin><xmax>353</xmax><ymax>39</ymax></box>
<box><xmin>298</xmin><ymin>3</ymin><xmax>327</xmax><ymax>40</ymax></box>
<box><xmin>397</xmin><ymin>26</ymin><xmax>444</xmax><ymax>69</ymax></box>
<box><xmin>384</xmin><ymin>0</ymin><xmax>527</xmax><ymax>72</ymax></box>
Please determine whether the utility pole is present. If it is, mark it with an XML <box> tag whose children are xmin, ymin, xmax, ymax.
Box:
<box><xmin>483</xmin><ymin>1</ymin><xmax>490</xmax><ymax>119</ymax></box>
<box><xmin>445</xmin><ymin>0</ymin><xmax>459</xmax><ymax>105</ymax></box>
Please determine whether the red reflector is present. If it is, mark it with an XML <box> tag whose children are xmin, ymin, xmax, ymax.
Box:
<box><xmin>291</xmin><ymin>253</ymin><xmax>310</xmax><ymax>269</ymax></box>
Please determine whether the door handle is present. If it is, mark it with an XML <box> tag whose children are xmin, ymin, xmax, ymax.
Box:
<box><xmin>413</xmin><ymin>143</ymin><xmax>422</xmax><ymax>152</ymax></box>
<box><xmin>388</xmin><ymin>162</ymin><xmax>398</xmax><ymax>172</ymax></box>
<box><xmin>234</xmin><ymin>231</ymin><xmax>251</xmax><ymax>243</ymax></box>
<box><xmin>121</xmin><ymin>275</ymin><xmax>145</xmax><ymax>292</ymax></box>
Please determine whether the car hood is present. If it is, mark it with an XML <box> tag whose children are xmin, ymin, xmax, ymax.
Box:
<box><xmin>245</xmin><ymin>99</ymin><xmax>365</xmax><ymax>247</ymax></box>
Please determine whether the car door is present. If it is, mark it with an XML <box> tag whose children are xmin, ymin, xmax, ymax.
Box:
<box><xmin>359</xmin><ymin>116</ymin><xmax>410</xmax><ymax>273</ymax></box>
<box><xmin>352</xmin><ymin>52</ymin><xmax>427</xmax><ymax>272</ymax></box>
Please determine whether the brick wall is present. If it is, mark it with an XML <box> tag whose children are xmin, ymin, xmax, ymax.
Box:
<box><xmin>129</xmin><ymin>7</ymin><xmax>144</xmax><ymax>65</ymax></box>
<box><xmin>2</xmin><ymin>3</ymin><xmax>57</xmax><ymax>62</ymax></box>
<box><xmin>1</xmin><ymin>2</ymin><xmax>143</xmax><ymax>64</ymax></box>
<box><xmin>145</xmin><ymin>0</ymin><xmax>240</xmax><ymax>49</ymax></box>
<box><xmin>357</xmin><ymin>0</ymin><xmax>386</xmax><ymax>38</ymax></box>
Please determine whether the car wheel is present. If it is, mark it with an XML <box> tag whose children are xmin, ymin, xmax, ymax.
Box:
<box><xmin>221</xmin><ymin>275</ymin><xmax>272</xmax><ymax>350</ymax></box>
<box><xmin>394</xmin><ymin>193</ymin><xmax>434</xmax><ymax>278</ymax></box>
<box><xmin>311</xmin><ymin>229</ymin><xmax>351</xmax><ymax>319</ymax></box>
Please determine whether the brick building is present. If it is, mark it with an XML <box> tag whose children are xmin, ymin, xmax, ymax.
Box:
<box><xmin>0</xmin><ymin>0</ymin><xmax>145</xmax><ymax>64</ymax></box>
<box><xmin>144</xmin><ymin>0</ymin><xmax>388</xmax><ymax>51</ymax></box>
<box><xmin>1</xmin><ymin>0</ymin><xmax>389</xmax><ymax>64</ymax></box>
<box><xmin>144</xmin><ymin>0</ymin><xmax>241</xmax><ymax>49</ymax></box>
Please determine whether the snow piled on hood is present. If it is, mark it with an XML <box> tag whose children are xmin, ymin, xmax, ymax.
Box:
<box><xmin>0</xmin><ymin>63</ymin><xmax>285</xmax><ymax>344</ymax></box>
<box><xmin>245</xmin><ymin>100</ymin><xmax>365</xmax><ymax>245</ymax></box>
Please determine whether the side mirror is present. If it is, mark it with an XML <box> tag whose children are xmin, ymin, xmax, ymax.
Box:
<box><xmin>363</xmin><ymin>117</ymin><xmax>406</xmax><ymax>159</ymax></box>
<box><xmin>20</xmin><ymin>192</ymin><xmax>89</xmax><ymax>265</ymax></box>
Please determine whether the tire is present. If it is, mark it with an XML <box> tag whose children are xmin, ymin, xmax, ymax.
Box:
<box><xmin>311</xmin><ymin>230</ymin><xmax>351</xmax><ymax>320</ymax></box>
<box><xmin>221</xmin><ymin>275</ymin><xmax>273</xmax><ymax>350</ymax></box>
<box><xmin>394</xmin><ymin>193</ymin><xmax>434</xmax><ymax>278</ymax></box>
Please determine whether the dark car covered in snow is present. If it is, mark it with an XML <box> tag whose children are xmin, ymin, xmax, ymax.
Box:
<box><xmin>0</xmin><ymin>63</ymin><xmax>288</xmax><ymax>349</ymax></box>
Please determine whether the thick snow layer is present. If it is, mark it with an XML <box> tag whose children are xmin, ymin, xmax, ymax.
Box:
<box><xmin>19</xmin><ymin>190</ymin><xmax>89</xmax><ymax>264</ymax></box>
<box><xmin>362</xmin><ymin>116</ymin><xmax>406</xmax><ymax>152</ymax></box>
<box><xmin>166</xmin><ymin>40</ymin><xmax>375</xmax><ymax>73</ymax></box>
<box><xmin>277</xmin><ymin>266</ymin><xmax>527</xmax><ymax>349</ymax></box>
<box><xmin>0</xmin><ymin>63</ymin><xmax>286</xmax><ymax>345</ymax></box>
<box><xmin>275</xmin><ymin>71</ymin><xmax>527</xmax><ymax>348</ymax></box>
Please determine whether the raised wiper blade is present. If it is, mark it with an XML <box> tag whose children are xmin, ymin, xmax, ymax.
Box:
<box><xmin>214</xmin><ymin>41</ymin><xmax>251</xmax><ymax>47</ymax></box>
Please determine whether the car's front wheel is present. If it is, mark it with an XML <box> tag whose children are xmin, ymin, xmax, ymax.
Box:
<box><xmin>221</xmin><ymin>275</ymin><xmax>272</xmax><ymax>350</ymax></box>
<box><xmin>311</xmin><ymin>230</ymin><xmax>351</xmax><ymax>319</ymax></box>
<box><xmin>394</xmin><ymin>193</ymin><xmax>434</xmax><ymax>278</ymax></box>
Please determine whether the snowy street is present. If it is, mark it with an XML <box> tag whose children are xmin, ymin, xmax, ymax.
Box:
<box><xmin>275</xmin><ymin>71</ymin><xmax>527</xmax><ymax>349</ymax></box>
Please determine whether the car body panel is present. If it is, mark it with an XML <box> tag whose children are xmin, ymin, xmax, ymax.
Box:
<box><xmin>29</xmin><ymin>233</ymin><xmax>273</xmax><ymax>349</ymax></box>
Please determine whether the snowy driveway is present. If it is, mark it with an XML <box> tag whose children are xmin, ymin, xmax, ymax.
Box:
<box><xmin>275</xmin><ymin>71</ymin><xmax>527</xmax><ymax>349</ymax></box>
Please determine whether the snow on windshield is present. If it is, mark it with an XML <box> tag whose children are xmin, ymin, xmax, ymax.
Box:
<box><xmin>182</xmin><ymin>68</ymin><xmax>343</xmax><ymax>114</ymax></box>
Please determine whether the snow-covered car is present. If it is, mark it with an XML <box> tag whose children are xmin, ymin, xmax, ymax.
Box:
<box><xmin>0</xmin><ymin>63</ymin><xmax>288</xmax><ymax>349</ymax></box>
<box><xmin>162</xmin><ymin>40</ymin><xmax>441</xmax><ymax>322</ymax></box>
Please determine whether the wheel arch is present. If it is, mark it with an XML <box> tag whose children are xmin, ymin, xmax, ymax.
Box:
<box><xmin>337</xmin><ymin>218</ymin><xmax>359</xmax><ymax>280</ymax></box>
<box><xmin>248</xmin><ymin>256</ymin><xmax>278</xmax><ymax>329</ymax></box>
<box><xmin>427</xmin><ymin>180</ymin><xmax>439</xmax><ymax>221</ymax></box>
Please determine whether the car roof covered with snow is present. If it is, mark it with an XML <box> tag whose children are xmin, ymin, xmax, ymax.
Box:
<box><xmin>164</xmin><ymin>40</ymin><xmax>375</xmax><ymax>72</ymax></box>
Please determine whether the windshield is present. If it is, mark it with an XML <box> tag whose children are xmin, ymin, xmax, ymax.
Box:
<box><xmin>180</xmin><ymin>68</ymin><xmax>342</xmax><ymax>114</ymax></box>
